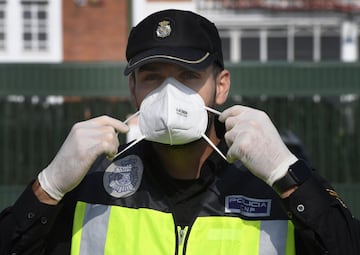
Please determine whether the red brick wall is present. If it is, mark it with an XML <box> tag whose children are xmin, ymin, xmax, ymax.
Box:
<box><xmin>63</xmin><ymin>0</ymin><xmax>129</xmax><ymax>61</ymax></box>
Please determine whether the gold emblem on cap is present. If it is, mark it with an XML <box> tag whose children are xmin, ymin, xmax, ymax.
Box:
<box><xmin>156</xmin><ymin>20</ymin><xmax>171</xmax><ymax>38</ymax></box>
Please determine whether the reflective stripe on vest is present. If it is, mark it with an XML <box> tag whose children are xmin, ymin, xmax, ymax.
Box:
<box><xmin>71</xmin><ymin>202</ymin><xmax>295</xmax><ymax>255</ymax></box>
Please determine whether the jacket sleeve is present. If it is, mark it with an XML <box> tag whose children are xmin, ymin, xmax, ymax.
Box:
<box><xmin>0</xmin><ymin>181</ymin><xmax>63</xmax><ymax>255</ymax></box>
<box><xmin>283</xmin><ymin>172</ymin><xmax>360</xmax><ymax>255</ymax></box>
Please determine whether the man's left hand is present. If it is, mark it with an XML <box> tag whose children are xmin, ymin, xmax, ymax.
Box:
<box><xmin>219</xmin><ymin>105</ymin><xmax>298</xmax><ymax>186</ymax></box>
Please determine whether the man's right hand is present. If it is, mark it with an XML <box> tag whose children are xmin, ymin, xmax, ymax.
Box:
<box><xmin>37</xmin><ymin>116</ymin><xmax>129</xmax><ymax>202</ymax></box>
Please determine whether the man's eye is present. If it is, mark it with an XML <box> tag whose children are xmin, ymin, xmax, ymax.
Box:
<box><xmin>180</xmin><ymin>72</ymin><xmax>199</xmax><ymax>80</ymax></box>
<box><xmin>144</xmin><ymin>74</ymin><xmax>162</xmax><ymax>81</ymax></box>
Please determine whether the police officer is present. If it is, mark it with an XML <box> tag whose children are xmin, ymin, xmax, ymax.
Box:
<box><xmin>1</xmin><ymin>9</ymin><xmax>359</xmax><ymax>255</ymax></box>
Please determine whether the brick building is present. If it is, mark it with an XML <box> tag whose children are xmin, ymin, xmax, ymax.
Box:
<box><xmin>63</xmin><ymin>0</ymin><xmax>129</xmax><ymax>61</ymax></box>
<box><xmin>0</xmin><ymin>0</ymin><xmax>130</xmax><ymax>62</ymax></box>
<box><xmin>1</xmin><ymin>0</ymin><xmax>360</xmax><ymax>63</ymax></box>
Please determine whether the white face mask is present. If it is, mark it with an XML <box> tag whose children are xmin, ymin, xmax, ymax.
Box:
<box><xmin>113</xmin><ymin>77</ymin><xmax>226</xmax><ymax>160</ymax></box>
<box><xmin>139</xmin><ymin>77</ymin><xmax>208</xmax><ymax>145</ymax></box>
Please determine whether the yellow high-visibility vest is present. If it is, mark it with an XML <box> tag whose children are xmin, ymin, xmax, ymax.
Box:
<box><xmin>71</xmin><ymin>201</ymin><xmax>295</xmax><ymax>255</ymax></box>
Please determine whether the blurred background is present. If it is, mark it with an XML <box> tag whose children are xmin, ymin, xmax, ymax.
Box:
<box><xmin>0</xmin><ymin>0</ymin><xmax>359</xmax><ymax>217</ymax></box>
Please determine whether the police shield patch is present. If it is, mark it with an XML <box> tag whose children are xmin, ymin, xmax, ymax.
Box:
<box><xmin>225</xmin><ymin>195</ymin><xmax>271</xmax><ymax>217</ymax></box>
<box><xmin>103</xmin><ymin>155</ymin><xmax>143</xmax><ymax>198</ymax></box>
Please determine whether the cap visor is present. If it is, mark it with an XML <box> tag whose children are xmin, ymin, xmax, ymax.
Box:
<box><xmin>124</xmin><ymin>47</ymin><xmax>215</xmax><ymax>75</ymax></box>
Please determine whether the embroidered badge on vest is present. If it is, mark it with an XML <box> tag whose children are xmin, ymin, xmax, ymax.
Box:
<box><xmin>103</xmin><ymin>155</ymin><xmax>143</xmax><ymax>198</ymax></box>
<box><xmin>225</xmin><ymin>195</ymin><xmax>272</xmax><ymax>217</ymax></box>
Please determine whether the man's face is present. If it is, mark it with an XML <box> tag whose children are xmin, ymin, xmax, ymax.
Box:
<box><xmin>130</xmin><ymin>62</ymin><xmax>219</xmax><ymax>108</ymax></box>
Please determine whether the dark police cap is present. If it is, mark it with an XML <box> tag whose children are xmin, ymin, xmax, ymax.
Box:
<box><xmin>124</xmin><ymin>9</ymin><xmax>224</xmax><ymax>75</ymax></box>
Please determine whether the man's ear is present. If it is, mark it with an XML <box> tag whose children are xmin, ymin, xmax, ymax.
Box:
<box><xmin>215</xmin><ymin>69</ymin><xmax>230</xmax><ymax>105</ymax></box>
<box><xmin>128</xmin><ymin>74</ymin><xmax>139</xmax><ymax>109</ymax></box>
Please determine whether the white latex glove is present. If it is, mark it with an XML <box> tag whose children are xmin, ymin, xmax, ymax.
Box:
<box><xmin>38</xmin><ymin>116</ymin><xmax>129</xmax><ymax>201</ymax></box>
<box><xmin>219</xmin><ymin>105</ymin><xmax>298</xmax><ymax>186</ymax></box>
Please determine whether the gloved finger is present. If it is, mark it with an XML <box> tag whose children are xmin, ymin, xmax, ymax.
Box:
<box><xmin>218</xmin><ymin>105</ymin><xmax>250</xmax><ymax>123</ymax></box>
<box><xmin>225</xmin><ymin>121</ymin><xmax>255</xmax><ymax>148</ymax></box>
<box><xmin>223</xmin><ymin>124</ymin><xmax>243</xmax><ymax>146</ymax></box>
<box><xmin>221</xmin><ymin>115</ymin><xmax>238</xmax><ymax>131</ymax></box>
<box><xmin>226</xmin><ymin>133</ymin><xmax>252</xmax><ymax>164</ymax></box>
<box><xmin>93</xmin><ymin>126</ymin><xmax>119</xmax><ymax>140</ymax></box>
<box><xmin>81</xmin><ymin>125</ymin><xmax>116</xmax><ymax>139</ymax></box>
<box><xmin>94</xmin><ymin>128</ymin><xmax>120</xmax><ymax>156</ymax></box>
<box><xmin>69</xmin><ymin>126</ymin><xmax>120</xmax><ymax>159</ymax></box>
<box><xmin>90</xmin><ymin>115</ymin><xmax>130</xmax><ymax>134</ymax></box>
<box><xmin>86</xmin><ymin>136</ymin><xmax>120</xmax><ymax>159</ymax></box>
<box><xmin>66</xmin><ymin>125</ymin><xmax>116</xmax><ymax>147</ymax></box>
<box><xmin>102</xmin><ymin>139</ymin><xmax>120</xmax><ymax>157</ymax></box>
<box><xmin>221</xmin><ymin>114</ymin><xmax>256</xmax><ymax>131</ymax></box>
<box><xmin>219</xmin><ymin>105</ymin><xmax>257</xmax><ymax>133</ymax></box>
<box><xmin>226</xmin><ymin>144</ymin><xmax>242</xmax><ymax>163</ymax></box>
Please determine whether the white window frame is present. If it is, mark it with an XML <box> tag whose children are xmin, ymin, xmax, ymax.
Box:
<box><xmin>0</xmin><ymin>1</ymin><xmax>6</xmax><ymax>51</ymax></box>
<box><xmin>0</xmin><ymin>0</ymin><xmax>62</xmax><ymax>62</ymax></box>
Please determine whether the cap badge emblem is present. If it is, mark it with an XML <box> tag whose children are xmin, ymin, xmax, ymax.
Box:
<box><xmin>156</xmin><ymin>20</ymin><xmax>171</xmax><ymax>38</ymax></box>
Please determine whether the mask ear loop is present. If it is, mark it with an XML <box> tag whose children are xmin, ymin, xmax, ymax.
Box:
<box><xmin>108</xmin><ymin>111</ymin><xmax>145</xmax><ymax>160</ymax></box>
<box><xmin>110</xmin><ymin>107</ymin><xmax>228</xmax><ymax>161</ymax></box>
<box><xmin>201</xmin><ymin>133</ymin><xmax>227</xmax><ymax>161</ymax></box>
<box><xmin>204</xmin><ymin>106</ymin><xmax>222</xmax><ymax>116</ymax></box>
<box><xmin>202</xmin><ymin>106</ymin><xmax>227</xmax><ymax>161</ymax></box>
<box><xmin>123</xmin><ymin>111</ymin><xmax>140</xmax><ymax>124</ymax></box>
<box><xmin>111</xmin><ymin>134</ymin><xmax>146</xmax><ymax>160</ymax></box>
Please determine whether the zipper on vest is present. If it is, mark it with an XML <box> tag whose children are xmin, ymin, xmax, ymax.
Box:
<box><xmin>177</xmin><ymin>226</ymin><xmax>188</xmax><ymax>255</ymax></box>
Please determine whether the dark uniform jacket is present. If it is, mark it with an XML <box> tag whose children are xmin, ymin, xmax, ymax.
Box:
<box><xmin>0</xmin><ymin>139</ymin><xmax>359</xmax><ymax>255</ymax></box>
